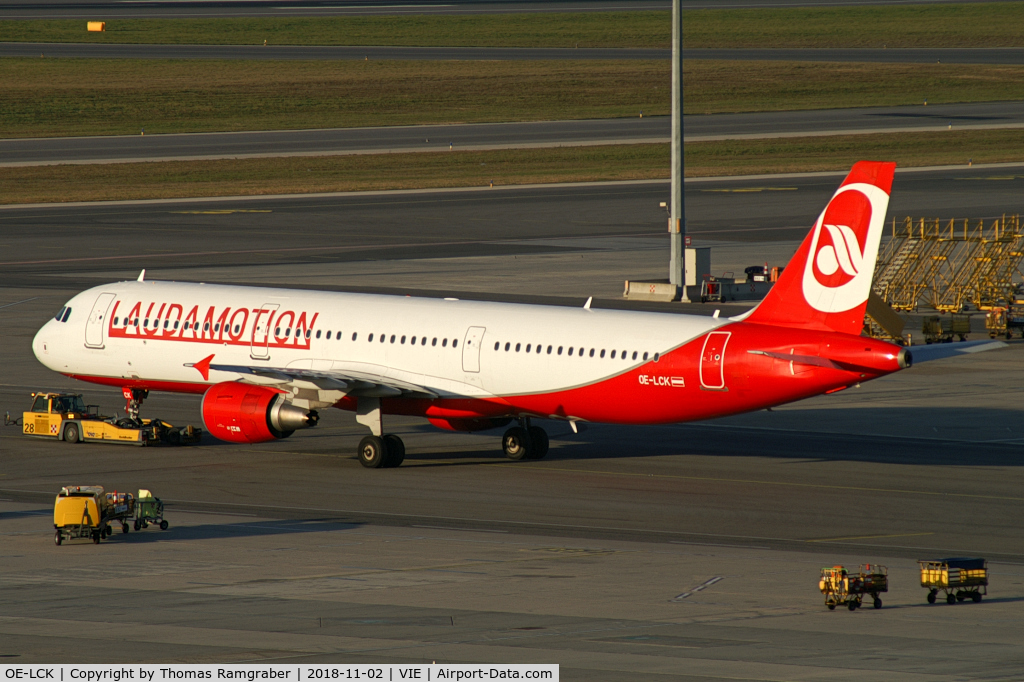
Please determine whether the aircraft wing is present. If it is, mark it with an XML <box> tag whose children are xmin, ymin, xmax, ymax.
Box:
<box><xmin>906</xmin><ymin>340</ymin><xmax>1007</xmax><ymax>364</ymax></box>
<box><xmin>208</xmin><ymin>363</ymin><xmax>439</xmax><ymax>399</ymax></box>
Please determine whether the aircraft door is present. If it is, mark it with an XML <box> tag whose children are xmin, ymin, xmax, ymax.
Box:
<box><xmin>84</xmin><ymin>292</ymin><xmax>117</xmax><ymax>349</ymax></box>
<box><xmin>462</xmin><ymin>326</ymin><xmax>486</xmax><ymax>373</ymax></box>
<box><xmin>250</xmin><ymin>303</ymin><xmax>280</xmax><ymax>359</ymax></box>
<box><xmin>699</xmin><ymin>331</ymin><xmax>731</xmax><ymax>390</ymax></box>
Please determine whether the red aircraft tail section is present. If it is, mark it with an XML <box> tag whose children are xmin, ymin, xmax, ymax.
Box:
<box><xmin>743</xmin><ymin>161</ymin><xmax>896</xmax><ymax>336</ymax></box>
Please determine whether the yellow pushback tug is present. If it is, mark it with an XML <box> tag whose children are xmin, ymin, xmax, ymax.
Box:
<box><xmin>7</xmin><ymin>392</ymin><xmax>201</xmax><ymax>445</ymax></box>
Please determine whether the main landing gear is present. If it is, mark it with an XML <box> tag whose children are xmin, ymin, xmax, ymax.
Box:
<box><xmin>355</xmin><ymin>397</ymin><xmax>405</xmax><ymax>469</ymax></box>
<box><xmin>502</xmin><ymin>418</ymin><xmax>548</xmax><ymax>461</ymax></box>
<box><xmin>122</xmin><ymin>387</ymin><xmax>148</xmax><ymax>426</ymax></box>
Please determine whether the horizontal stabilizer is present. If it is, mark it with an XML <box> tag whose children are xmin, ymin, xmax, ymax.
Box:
<box><xmin>906</xmin><ymin>340</ymin><xmax>1007</xmax><ymax>365</ymax></box>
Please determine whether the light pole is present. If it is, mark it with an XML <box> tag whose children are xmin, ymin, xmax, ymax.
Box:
<box><xmin>669</xmin><ymin>0</ymin><xmax>688</xmax><ymax>301</ymax></box>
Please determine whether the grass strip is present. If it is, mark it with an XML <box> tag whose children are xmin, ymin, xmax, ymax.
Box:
<box><xmin>4</xmin><ymin>59</ymin><xmax>1024</xmax><ymax>139</ymax></box>
<box><xmin>0</xmin><ymin>59</ymin><xmax>669</xmax><ymax>138</ymax></box>
<box><xmin>5</xmin><ymin>129</ymin><xmax>1024</xmax><ymax>205</ymax></box>
<box><xmin>4</xmin><ymin>4</ymin><xmax>1024</xmax><ymax>49</ymax></box>
<box><xmin>0</xmin><ymin>12</ymin><xmax>669</xmax><ymax>48</ymax></box>
<box><xmin>686</xmin><ymin>2</ymin><xmax>1024</xmax><ymax>48</ymax></box>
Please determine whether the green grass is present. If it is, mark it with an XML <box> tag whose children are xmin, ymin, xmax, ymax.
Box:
<box><xmin>3</xmin><ymin>59</ymin><xmax>1023</xmax><ymax>139</ymax></box>
<box><xmin>686</xmin><ymin>2</ymin><xmax>1024</xmax><ymax>48</ymax></box>
<box><xmin>0</xmin><ymin>59</ymin><xmax>669</xmax><ymax>138</ymax></box>
<box><xmin>0</xmin><ymin>12</ymin><xmax>669</xmax><ymax>48</ymax></box>
<box><xmin>4</xmin><ymin>3</ymin><xmax>1024</xmax><ymax>48</ymax></box>
<box><xmin>6</xmin><ymin>129</ymin><xmax>1024</xmax><ymax>205</ymax></box>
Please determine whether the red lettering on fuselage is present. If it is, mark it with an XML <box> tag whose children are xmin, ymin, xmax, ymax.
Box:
<box><xmin>106</xmin><ymin>299</ymin><xmax>318</xmax><ymax>350</ymax></box>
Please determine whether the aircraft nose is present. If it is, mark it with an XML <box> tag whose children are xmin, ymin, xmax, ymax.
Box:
<box><xmin>32</xmin><ymin>320</ymin><xmax>57</xmax><ymax>367</ymax></box>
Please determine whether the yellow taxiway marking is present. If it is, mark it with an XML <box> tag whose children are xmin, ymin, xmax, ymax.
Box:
<box><xmin>700</xmin><ymin>187</ymin><xmax>798</xmax><ymax>193</ymax></box>
<box><xmin>501</xmin><ymin>465</ymin><xmax>1024</xmax><ymax>502</ymax></box>
<box><xmin>806</xmin><ymin>532</ymin><xmax>934</xmax><ymax>543</ymax></box>
<box><xmin>170</xmin><ymin>210</ymin><xmax>273</xmax><ymax>215</ymax></box>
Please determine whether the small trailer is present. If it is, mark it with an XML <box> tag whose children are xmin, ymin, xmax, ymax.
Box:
<box><xmin>820</xmin><ymin>564</ymin><xmax>888</xmax><ymax>611</ymax></box>
<box><xmin>134</xmin><ymin>489</ymin><xmax>169</xmax><ymax>531</ymax></box>
<box><xmin>919</xmin><ymin>558</ymin><xmax>988</xmax><ymax>604</ymax></box>
<box><xmin>922</xmin><ymin>314</ymin><xmax>970</xmax><ymax>343</ymax></box>
<box><xmin>53</xmin><ymin>485</ymin><xmax>133</xmax><ymax>545</ymax></box>
<box><xmin>986</xmin><ymin>307</ymin><xmax>1024</xmax><ymax>339</ymax></box>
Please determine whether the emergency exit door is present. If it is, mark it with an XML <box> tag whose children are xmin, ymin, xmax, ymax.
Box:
<box><xmin>699</xmin><ymin>331</ymin><xmax>731</xmax><ymax>390</ymax></box>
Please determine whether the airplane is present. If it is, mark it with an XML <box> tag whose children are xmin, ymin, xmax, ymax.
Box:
<box><xmin>31</xmin><ymin>161</ymin><xmax>1002</xmax><ymax>468</ymax></box>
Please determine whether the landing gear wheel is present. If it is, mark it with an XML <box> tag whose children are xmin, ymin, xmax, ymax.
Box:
<box><xmin>502</xmin><ymin>427</ymin><xmax>530</xmax><ymax>460</ymax></box>
<box><xmin>947</xmin><ymin>593</ymin><xmax>956</xmax><ymax>604</ymax></box>
<box><xmin>54</xmin><ymin>531</ymin><xmax>62</xmax><ymax>546</ymax></box>
<box><xmin>526</xmin><ymin>426</ymin><xmax>548</xmax><ymax>459</ymax></box>
<box><xmin>159</xmin><ymin>520</ymin><xmax>169</xmax><ymax>530</ymax></box>
<box><xmin>873</xmin><ymin>597</ymin><xmax>882</xmax><ymax>609</ymax></box>
<box><xmin>927</xmin><ymin>590</ymin><xmax>937</xmax><ymax>604</ymax></box>
<box><xmin>383</xmin><ymin>435</ymin><xmax>405</xmax><ymax>468</ymax></box>
<box><xmin>134</xmin><ymin>520</ymin><xmax>141</xmax><ymax>531</ymax></box>
<box><xmin>122</xmin><ymin>523</ymin><xmax>129</xmax><ymax>534</ymax></box>
<box><xmin>972</xmin><ymin>592</ymin><xmax>982</xmax><ymax>603</ymax></box>
<box><xmin>64</xmin><ymin>423</ymin><xmax>80</xmax><ymax>444</ymax></box>
<box><xmin>847</xmin><ymin>600</ymin><xmax>858</xmax><ymax>611</ymax></box>
<box><xmin>826</xmin><ymin>603</ymin><xmax>835</xmax><ymax>611</ymax></box>
<box><xmin>358</xmin><ymin>435</ymin><xmax>387</xmax><ymax>468</ymax></box>
<box><xmin>92</xmin><ymin>531</ymin><xmax>101</xmax><ymax>544</ymax></box>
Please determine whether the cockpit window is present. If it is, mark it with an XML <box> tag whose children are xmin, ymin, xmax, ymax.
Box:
<box><xmin>55</xmin><ymin>307</ymin><xmax>67</xmax><ymax>321</ymax></box>
<box><xmin>61</xmin><ymin>307</ymin><xmax>72</xmax><ymax>322</ymax></box>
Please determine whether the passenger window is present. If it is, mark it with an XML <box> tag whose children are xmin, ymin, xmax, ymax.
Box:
<box><xmin>433</xmin><ymin>338</ymin><xmax>438</xmax><ymax>346</ymax></box>
<box><xmin>317</xmin><ymin>330</ymin><xmax>322</xmax><ymax>339</ymax></box>
<box><xmin>600</xmin><ymin>349</ymin><xmax>606</xmax><ymax>358</ymax></box>
<box><xmin>515</xmin><ymin>343</ymin><xmax>521</xmax><ymax>352</ymax></box>
<box><xmin>305</xmin><ymin>330</ymin><xmax>311</xmax><ymax>339</ymax></box>
<box><xmin>352</xmin><ymin>332</ymin><xmax>358</xmax><ymax>341</ymax></box>
<box><xmin>174</xmin><ymin>321</ymin><xmax>179</xmax><ymax>330</ymax></box>
<box><xmin>526</xmin><ymin>344</ymin><xmax>532</xmax><ymax>352</ymax></box>
<box><xmin>113</xmin><ymin>317</ymin><xmax>119</xmax><ymax>325</ymax></box>
<box><xmin>164</xmin><ymin>320</ymin><xmax>169</xmax><ymax>329</ymax></box>
<box><xmin>505</xmin><ymin>342</ymin><xmax>510</xmax><ymax>351</ymax></box>
<box><xmin>547</xmin><ymin>345</ymin><xmax>552</xmax><ymax>354</ymax></box>
<box><xmin>568</xmin><ymin>347</ymin><xmax>574</xmax><ymax>356</ymax></box>
<box><xmin>443</xmin><ymin>339</ymin><xmax>448</xmax><ymax>347</ymax></box>
<box><xmin>421</xmin><ymin>337</ymin><xmax>427</xmax><ymax>345</ymax></box>
<box><xmin>654</xmin><ymin>352</ymin><xmax>660</xmax><ymax>362</ymax></box>
<box><xmin>381</xmin><ymin>334</ymin><xmax>386</xmax><ymax>343</ymax></box>
<box><xmin>589</xmin><ymin>348</ymin><xmax>595</xmax><ymax>357</ymax></box>
<box><xmin>643</xmin><ymin>352</ymin><xmax>649</xmax><ymax>361</ymax></box>
<box><xmin>401</xmin><ymin>335</ymin><xmax>406</xmax><ymax>344</ymax></box>
<box><xmin>632</xmin><ymin>351</ymin><xmax>638</xmax><ymax>360</ymax></box>
<box><xmin>453</xmin><ymin>339</ymin><xmax>458</xmax><ymax>348</ymax></box>
<box><xmin>494</xmin><ymin>342</ymin><xmax>500</xmax><ymax>351</ymax></box>
<box><xmin>411</xmin><ymin>336</ymin><xmax>417</xmax><ymax>345</ymax></box>
<box><xmin>557</xmin><ymin>346</ymin><xmax>563</xmax><ymax>355</ymax></box>
<box><xmin>275</xmin><ymin>326</ymin><xmax>280</xmax><ymax>335</ymax></box>
<box><xmin>610</xmin><ymin>350</ymin><xmax>616</xmax><ymax>359</ymax></box>
<box><xmin>368</xmin><ymin>333</ymin><xmax>374</xmax><ymax>342</ymax></box>
<box><xmin>390</xmin><ymin>335</ymin><xmax>396</xmax><ymax>343</ymax></box>
<box><xmin>144</xmin><ymin>319</ymin><xmax>150</xmax><ymax>327</ymax></box>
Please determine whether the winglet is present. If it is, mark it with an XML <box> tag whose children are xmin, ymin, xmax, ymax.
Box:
<box><xmin>137</xmin><ymin>269</ymin><xmax>146</xmax><ymax>282</ymax></box>
<box><xmin>583</xmin><ymin>297</ymin><xmax>593</xmax><ymax>310</ymax></box>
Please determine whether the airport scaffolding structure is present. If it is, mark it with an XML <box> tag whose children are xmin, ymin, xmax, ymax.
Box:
<box><xmin>865</xmin><ymin>215</ymin><xmax>1024</xmax><ymax>341</ymax></box>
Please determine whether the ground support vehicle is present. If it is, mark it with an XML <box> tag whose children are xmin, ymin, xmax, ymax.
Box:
<box><xmin>986</xmin><ymin>307</ymin><xmax>1024</xmax><ymax>339</ymax></box>
<box><xmin>922</xmin><ymin>314</ymin><xmax>971</xmax><ymax>343</ymax></box>
<box><xmin>820</xmin><ymin>564</ymin><xmax>888</xmax><ymax>611</ymax></box>
<box><xmin>12</xmin><ymin>391</ymin><xmax>201</xmax><ymax>446</ymax></box>
<box><xmin>53</xmin><ymin>485</ymin><xmax>130</xmax><ymax>545</ymax></box>
<box><xmin>919</xmin><ymin>558</ymin><xmax>988</xmax><ymax>604</ymax></box>
<box><xmin>134</xmin><ymin>489</ymin><xmax>169</xmax><ymax>531</ymax></box>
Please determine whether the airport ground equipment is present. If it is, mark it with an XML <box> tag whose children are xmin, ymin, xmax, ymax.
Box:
<box><xmin>922</xmin><ymin>314</ymin><xmax>971</xmax><ymax>344</ymax></box>
<box><xmin>985</xmin><ymin>306</ymin><xmax>1024</xmax><ymax>339</ymax></box>
<box><xmin>53</xmin><ymin>485</ymin><xmax>132</xmax><ymax>545</ymax></box>
<box><xmin>16</xmin><ymin>391</ymin><xmax>201</xmax><ymax>446</ymax></box>
<box><xmin>134</xmin><ymin>489</ymin><xmax>168</xmax><ymax>531</ymax></box>
<box><xmin>919</xmin><ymin>558</ymin><xmax>988</xmax><ymax>604</ymax></box>
<box><xmin>872</xmin><ymin>215</ymin><xmax>1024</xmax><ymax>313</ymax></box>
<box><xmin>820</xmin><ymin>564</ymin><xmax>888</xmax><ymax>611</ymax></box>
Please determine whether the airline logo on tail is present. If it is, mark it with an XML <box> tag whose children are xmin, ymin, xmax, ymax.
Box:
<box><xmin>802</xmin><ymin>182</ymin><xmax>889</xmax><ymax>313</ymax></box>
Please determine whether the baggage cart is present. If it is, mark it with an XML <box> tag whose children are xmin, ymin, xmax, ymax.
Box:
<box><xmin>919</xmin><ymin>558</ymin><xmax>987</xmax><ymax>604</ymax></box>
<box><xmin>820</xmin><ymin>564</ymin><xmax>888</xmax><ymax>611</ymax></box>
<box><xmin>134</xmin><ymin>489</ymin><xmax>169</xmax><ymax>531</ymax></box>
<box><xmin>922</xmin><ymin>314</ymin><xmax>970</xmax><ymax>344</ymax></box>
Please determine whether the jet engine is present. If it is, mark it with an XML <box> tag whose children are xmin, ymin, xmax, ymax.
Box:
<box><xmin>201</xmin><ymin>382</ymin><xmax>318</xmax><ymax>443</ymax></box>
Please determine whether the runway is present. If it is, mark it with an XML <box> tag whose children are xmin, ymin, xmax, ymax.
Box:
<box><xmin>2</xmin><ymin>169</ymin><xmax>1024</xmax><ymax>674</ymax></box>
<box><xmin>9</xmin><ymin>43</ymin><xmax>1024</xmax><ymax>65</ymax></box>
<box><xmin>0</xmin><ymin>42</ymin><xmax>670</xmax><ymax>61</ymax></box>
<box><xmin>7</xmin><ymin>101</ymin><xmax>1024</xmax><ymax>167</ymax></box>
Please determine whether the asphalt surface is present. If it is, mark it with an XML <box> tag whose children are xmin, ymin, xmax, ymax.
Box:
<box><xmin>1</xmin><ymin>42</ymin><xmax>670</xmax><ymax>61</ymax></box>
<box><xmin>10</xmin><ymin>43</ymin><xmax>1024</xmax><ymax>65</ymax></box>
<box><xmin>6</xmin><ymin>102</ymin><xmax>1024</xmax><ymax>166</ymax></box>
<box><xmin>2</xmin><ymin>170</ymin><xmax>1024</xmax><ymax>674</ymax></box>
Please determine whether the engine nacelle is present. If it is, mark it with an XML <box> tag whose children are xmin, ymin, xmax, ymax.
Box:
<box><xmin>201</xmin><ymin>382</ymin><xmax>318</xmax><ymax>444</ymax></box>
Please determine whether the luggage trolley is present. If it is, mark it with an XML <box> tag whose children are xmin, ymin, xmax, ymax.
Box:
<box><xmin>820</xmin><ymin>564</ymin><xmax>888</xmax><ymax>611</ymax></box>
<box><xmin>919</xmin><ymin>558</ymin><xmax>988</xmax><ymax>604</ymax></box>
<box><xmin>134</xmin><ymin>489</ymin><xmax>169</xmax><ymax>531</ymax></box>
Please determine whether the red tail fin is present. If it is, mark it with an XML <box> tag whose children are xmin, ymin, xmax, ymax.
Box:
<box><xmin>743</xmin><ymin>161</ymin><xmax>896</xmax><ymax>335</ymax></box>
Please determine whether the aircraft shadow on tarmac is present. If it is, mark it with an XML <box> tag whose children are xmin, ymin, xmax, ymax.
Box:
<box><xmin>388</xmin><ymin>405</ymin><xmax>1024</xmax><ymax>469</ymax></box>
